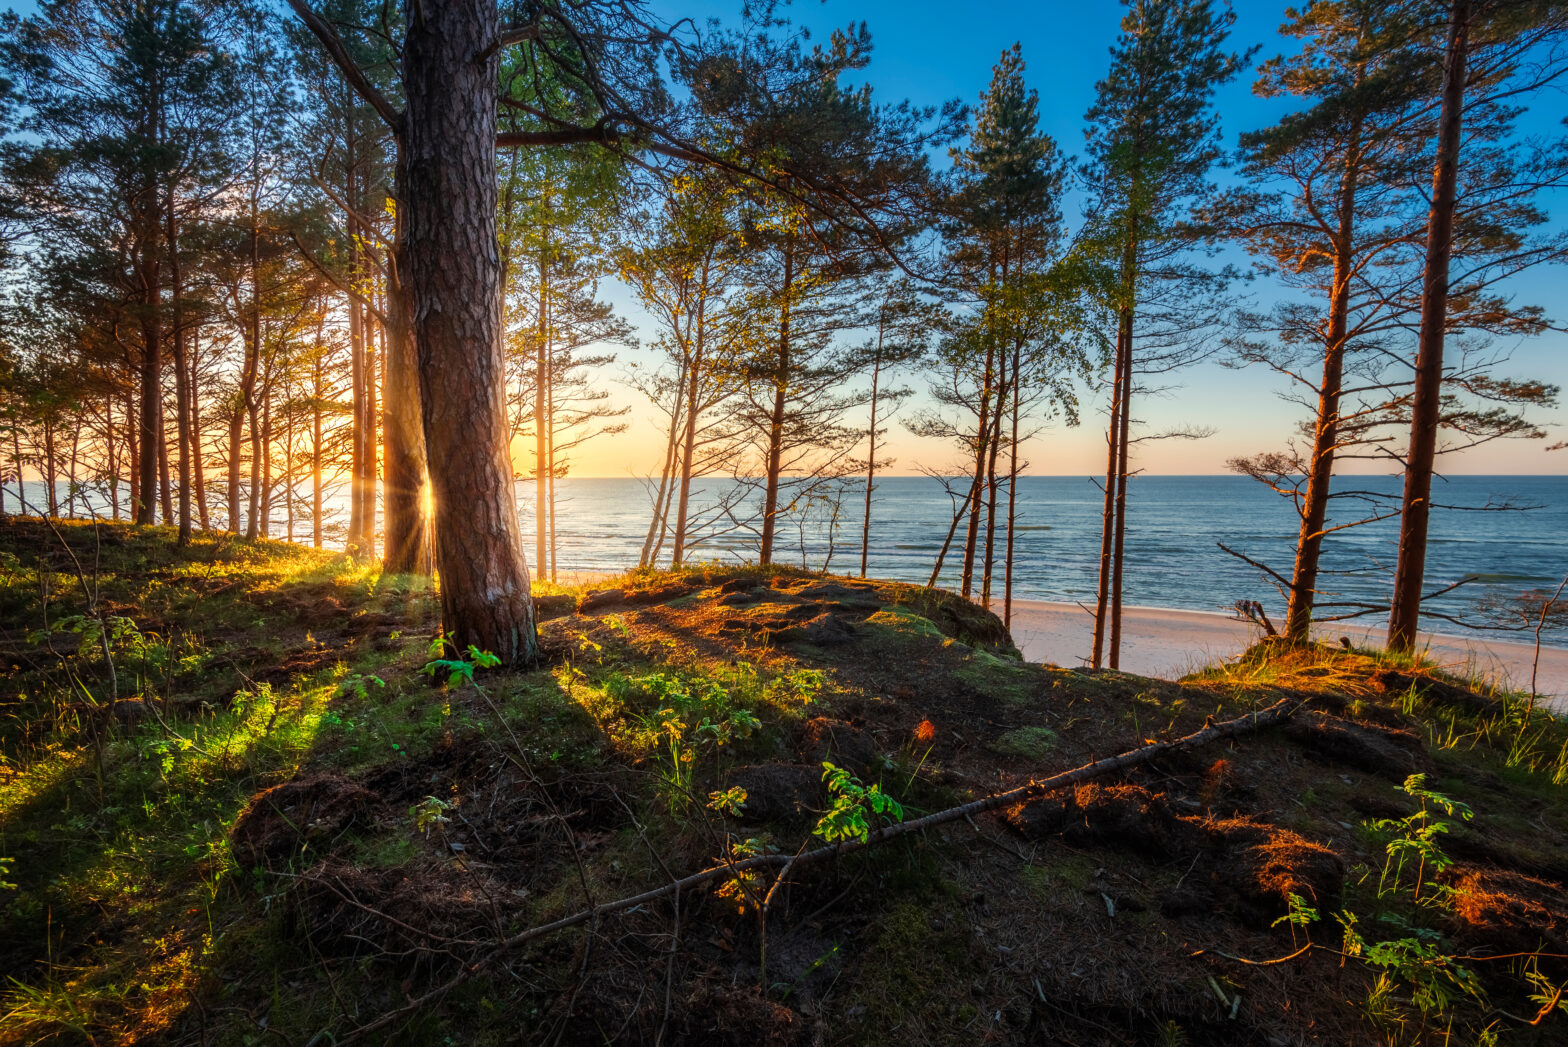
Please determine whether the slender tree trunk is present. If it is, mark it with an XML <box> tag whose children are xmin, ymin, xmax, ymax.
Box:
<box><xmin>405</xmin><ymin>0</ymin><xmax>537</xmax><ymax>664</ymax></box>
<box><xmin>227</xmin><ymin>400</ymin><xmax>244</xmax><ymax>534</ymax></box>
<box><xmin>43</xmin><ymin>418</ymin><xmax>58</xmax><ymax>517</ymax></box>
<box><xmin>1285</xmin><ymin>128</ymin><xmax>1362</xmax><ymax>641</ymax></box>
<box><xmin>136</xmin><ymin>236</ymin><xmax>161</xmax><ymax>525</ymax></box>
<box><xmin>641</xmin><ymin>359</ymin><xmax>684</xmax><ymax>567</ymax></box>
<box><xmin>672</xmin><ymin>277</ymin><xmax>706</xmax><ymax>567</ymax></box>
<box><xmin>259</xmin><ymin>372</ymin><xmax>273</xmax><ymax>539</ymax></box>
<box><xmin>860</xmin><ymin>332</ymin><xmax>883</xmax><ymax>579</ymax></box>
<box><xmin>125</xmin><ymin>390</ymin><xmax>140</xmax><ymax>519</ymax></box>
<box><xmin>168</xmin><ymin>202</ymin><xmax>193</xmax><ymax>545</ymax></box>
<box><xmin>347</xmin><ymin>280</ymin><xmax>366</xmax><ymax>555</ymax></box>
<box><xmin>1109</xmin><ymin>307</ymin><xmax>1135</xmax><ymax>669</ymax></box>
<box><xmin>312</xmin><ymin>353</ymin><xmax>324</xmax><ymax>549</ymax></box>
<box><xmin>1004</xmin><ymin>342</ymin><xmax>1022</xmax><ymax>630</ymax></box>
<box><xmin>364</xmin><ymin>305</ymin><xmax>378</xmax><ymax>559</ymax></box>
<box><xmin>981</xmin><ymin>367</ymin><xmax>1007</xmax><ymax>607</ymax></box>
<box><xmin>157</xmin><ymin>398</ymin><xmax>173</xmax><ymax>523</ymax></box>
<box><xmin>1091</xmin><ymin>320</ymin><xmax>1127</xmax><ymax>668</ymax></box>
<box><xmin>960</xmin><ymin>344</ymin><xmax>995</xmax><ymax>598</ymax></box>
<box><xmin>759</xmin><ymin>241</ymin><xmax>793</xmax><ymax>566</ymax></box>
<box><xmin>67</xmin><ymin>424</ymin><xmax>81</xmax><ymax>517</ymax></box>
<box><xmin>245</xmin><ymin>212</ymin><xmax>263</xmax><ymax>541</ymax></box>
<box><xmin>1389</xmin><ymin>0</ymin><xmax>1469</xmax><ymax>653</ymax></box>
<box><xmin>534</xmin><ymin>236</ymin><xmax>549</xmax><ymax>575</ymax></box>
<box><xmin>190</xmin><ymin>339</ymin><xmax>210</xmax><ymax>530</ymax></box>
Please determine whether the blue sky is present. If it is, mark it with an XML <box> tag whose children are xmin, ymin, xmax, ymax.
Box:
<box><xmin>5</xmin><ymin>0</ymin><xmax>1563</xmax><ymax>476</ymax></box>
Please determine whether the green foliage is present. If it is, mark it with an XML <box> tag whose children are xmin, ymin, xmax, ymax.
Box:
<box><xmin>422</xmin><ymin>639</ymin><xmax>502</xmax><ymax>687</ymax></box>
<box><xmin>813</xmin><ymin>762</ymin><xmax>904</xmax><ymax>845</ymax></box>
<box><xmin>1372</xmin><ymin>773</ymin><xmax>1472</xmax><ymax>903</ymax></box>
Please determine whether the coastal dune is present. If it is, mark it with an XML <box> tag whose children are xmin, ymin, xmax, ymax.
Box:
<box><xmin>1006</xmin><ymin>598</ymin><xmax>1568</xmax><ymax>703</ymax></box>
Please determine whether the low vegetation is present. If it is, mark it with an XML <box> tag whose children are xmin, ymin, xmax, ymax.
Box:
<box><xmin>3</xmin><ymin>519</ymin><xmax>1567</xmax><ymax>1045</ymax></box>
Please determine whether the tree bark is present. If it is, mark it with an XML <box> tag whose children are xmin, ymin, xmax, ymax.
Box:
<box><xmin>382</xmin><ymin>194</ymin><xmax>433</xmax><ymax>575</ymax></box>
<box><xmin>759</xmin><ymin>240</ymin><xmax>794</xmax><ymax>566</ymax></box>
<box><xmin>671</xmin><ymin>264</ymin><xmax>707</xmax><ymax>567</ymax></box>
<box><xmin>1388</xmin><ymin>0</ymin><xmax>1469</xmax><ymax>653</ymax></box>
<box><xmin>860</xmin><ymin>325</ymin><xmax>883</xmax><ymax>579</ymax></box>
<box><xmin>1090</xmin><ymin>321</ymin><xmax>1127</xmax><ymax>669</ymax></box>
<box><xmin>404</xmin><ymin>0</ymin><xmax>537</xmax><ymax>665</ymax></box>
<box><xmin>168</xmin><ymin>201</ymin><xmax>193</xmax><ymax>545</ymax></box>
<box><xmin>135</xmin><ymin>232</ymin><xmax>161</xmax><ymax>525</ymax></box>
<box><xmin>1109</xmin><ymin>306</ymin><xmax>1134</xmax><ymax>670</ymax></box>
<box><xmin>1285</xmin><ymin>121</ymin><xmax>1362</xmax><ymax>641</ymax></box>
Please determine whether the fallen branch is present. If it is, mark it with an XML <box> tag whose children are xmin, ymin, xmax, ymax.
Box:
<box><xmin>330</xmin><ymin>695</ymin><xmax>1304</xmax><ymax>1042</ymax></box>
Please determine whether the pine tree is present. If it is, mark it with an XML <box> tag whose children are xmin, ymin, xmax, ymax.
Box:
<box><xmin>1083</xmin><ymin>0</ymin><xmax>1248</xmax><ymax>668</ymax></box>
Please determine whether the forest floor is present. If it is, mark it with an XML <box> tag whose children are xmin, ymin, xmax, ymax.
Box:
<box><xmin>3</xmin><ymin>517</ymin><xmax>1568</xmax><ymax>1046</ymax></box>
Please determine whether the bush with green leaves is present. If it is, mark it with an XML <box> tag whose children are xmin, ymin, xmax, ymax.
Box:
<box><xmin>813</xmin><ymin>762</ymin><xmax>904</xmax><ymax>845</ymax></box>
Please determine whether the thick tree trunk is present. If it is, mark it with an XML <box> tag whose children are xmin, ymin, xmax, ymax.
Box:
<box><xmin>1285</xmin><ymin>128</ymin><xmax>1362</xmax><ymax>641</ymax></box>
<box><xmin>404</xmin><ymin>0</ymin><xmax>537</xmax><ymax>665</ymax></box>
<box><xmin>1389</xmin><ymin>0</ymin><xmax>1469</xmax><ymax>653</ymax></box>
<box><xmin>382</xmin><ymin>217</ymin><xmax>433</xmax><ymax>574</ymax></box>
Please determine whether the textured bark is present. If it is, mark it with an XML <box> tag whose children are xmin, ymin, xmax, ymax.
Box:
<box><xmin>1109</xmin><ymin>306</ymin><xmax>1134</xmax><ymax>670</ymax></box>
<box><xmin>534</xmin><ymin>237</ymin><xmax>548</xmax><ymax>575</ymax></box>
<box><xmin>382</xmin><ymin>213</ymin><xmax>432</xmax><ymax>575</ymax></box>
<box><xmin>404</xmin><ymin>0</ymin><xmax>538</xmax><ymax>665</ymax></box>
<box><xmin>959</xmin><ymin>341</ymin><xmax>994</xmax><ymax>598</ymax></box>
<box><xmin>1285</xmin><ymin>123</ymin><xmax>1362</xmax><ymax>641</ymax></box>
<box><xmin>190</xmin><ymin>341</ymin><xmax>210</xmax><ymax>530</ymax></box>
<box><xmin>1389</xmin><ymin>0</ymin><xmax>1469</xmax><ymax>653</ymax></box>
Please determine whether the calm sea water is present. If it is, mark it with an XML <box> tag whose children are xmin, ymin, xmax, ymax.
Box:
<box><xmin>528</xmin><ymin>474</ymin><xmax>1567</xmax><ymax>640</ymax></box>
<box><xmin>10</xmin><ymin>474</ymin><xmax>1565</xmax><ymax>640</ymax></box>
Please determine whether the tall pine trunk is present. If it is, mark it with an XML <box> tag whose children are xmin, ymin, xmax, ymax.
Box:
<box><xmin>671</xmin><ymin>281</ymin><xmax>706</xmax><ymax>567</ymax></box>
<box><xmin>404</xmin><ymin>0</ymin><xmax>537</xmax><ymax>664</ymax></box>
<box><xmin>860</xmin><ymin>326</ymin><xmax>884</xmax><ymax>579</ymax></box>
<box><xmin>1108</xmin><ymin>306</ymin><xmax>1134</xmax><ymax>669</ymax></box>
<box><xmin>168</xmin><ymin>202</ymin><xmax>193</xmax><ymax>545</ymax></box>
<box><xmin>136</xmin><ymin>234</ymin><xmax>161</xmax><ymax>525</ymax></box>
<box><xmin>1389</xmin><ymin>0</ymin><xmax>1469</xmax><ymax>652</ymax></box>
<box><xmin>382</xmin><ymin>195</ymin><xmax>432</xmax><ymax>575</ymax></box>
<box><xmin>1285</xmin><ymin>124</ymin><xmax>1362</xmax><ymax>641</ymax></box>
<box><xmin>759</xmin><ymin>241</ymin><xmax>794</xmax><ymax>566</ymax></box>
<box><xmin>1091</xmin><ymin>320</ymin><xmax>1128</xmax><ymax>668</ymax></box>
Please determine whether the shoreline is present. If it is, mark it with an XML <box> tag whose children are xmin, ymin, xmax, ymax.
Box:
<box><xmin>545</xmin><ymin>566</ymin><xmax>1566</xmax><ymax>699</ymax></box>
<box><xmin>1004</xmin><ymin>598</ymin><xmax>1568</xmax><ymax>701</ymax></box>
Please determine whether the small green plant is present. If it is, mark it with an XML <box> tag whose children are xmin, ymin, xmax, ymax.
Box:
<box><xmin>0</xmin><ymin>856</ymin><xmax>15</xmax><ymax>891</ymax></box>
<box><xmin>410</xmin><ymin>795</ymin><xmax>452</xmax><ymax>836</ymax></box>
<box><xmin>423</xmin><ymin>639</ymin><xmax>501</xmax><ymax>686</ymax></box>
<box><xmin>813</xmin><ymin>762</ymin><xmax>904</xmax><ymax>844</ymax></box>
<box><xmin>1371</xmin><ymin>773</ymin><xmax>1472</xmax><ymax>903</ymax></box>
<box><xmin>338</xmin><ymin>672</ymin><xmax>385</xmax><ymax>700</ymax></box>
<box><xmin>1335</xmin><ymin>910</ymin><xmax>1483</xmax><ymax>1019</ymax></box>
<box><xmin>707</xmin><ymin>787</ymin><xmax>748</xmax><ymax>817</ymax></box>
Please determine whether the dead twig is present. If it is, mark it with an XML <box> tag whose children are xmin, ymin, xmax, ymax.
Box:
<box><xmin>326</xmin><ymin>695</ymin><xmax>1304</xmax><ymax>1043</ymax></box>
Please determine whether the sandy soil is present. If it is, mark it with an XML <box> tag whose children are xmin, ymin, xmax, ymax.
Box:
<box><xmin>1005</xmin><ymin>599</ymin><xmax>1568</xmax><ymax>702</ymax></box>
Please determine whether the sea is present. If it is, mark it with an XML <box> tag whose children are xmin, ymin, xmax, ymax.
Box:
<box><xmin>8</xmin><ymin>474</ymin><xmax>1566</xmax><ymax>642</ymax></box>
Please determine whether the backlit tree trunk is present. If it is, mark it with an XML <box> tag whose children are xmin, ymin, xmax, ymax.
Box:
<box><xmin>382</xmin><ymin>215</ymin><xmax>432</xmax><ymax>575</ymax></box>
<box><xmin>404</xmin><ymin>0</ymin><xmax>538</xmax><ymax>665</ymax></box>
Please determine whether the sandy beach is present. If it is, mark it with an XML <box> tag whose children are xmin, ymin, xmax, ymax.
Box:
<box><xmin>1006</xmin><ymin>598</ymin><xmax>1568</xmax><ymax>703</ymax></box>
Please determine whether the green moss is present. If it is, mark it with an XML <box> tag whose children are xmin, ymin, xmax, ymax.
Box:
<box><xmin>990</xmin><ymin>726</ymin><xmax>1058</xmax><ymax>761</ymax></box>
<box><xmin>842</xmin><ymin>899</ymin><xmax>977</xmax><ymax>1044</ymax></box>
